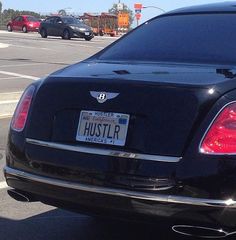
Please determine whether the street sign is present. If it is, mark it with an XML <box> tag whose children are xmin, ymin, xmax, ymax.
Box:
<box><xmin>118</xmin><ymin>13</ymin><xmax>129</xmax><ymax>27</ymax></box>
<box><xmin>134</xmin><ymin>3</ymin><xmax>143</xmax><ymax>10</ymax></box>
<box><xmin>134</xmin><ymin>3</ymin><xmax>142</xmax><ymax>25</ymax></box>
<box><xmin>135</xmin><ymin>9</ymin><xmax>142</xmax><ymax>13</ymax></box>
<box><xmin>135</xmin><ymin>13</ymin><xmax>141</xmax><ymax>21</ymax></box>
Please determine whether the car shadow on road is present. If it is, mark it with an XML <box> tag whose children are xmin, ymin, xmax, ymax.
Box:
<box><xmin>0</xmin><ymin>208</ymin><xmax>194</xmax><ymax>240</ymax></box>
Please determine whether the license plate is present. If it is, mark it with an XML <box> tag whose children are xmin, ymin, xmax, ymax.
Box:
<box><xmin>76</xmin><ymin>111</ymin><xmax>130</xmax><ymax>146</ymax></box>
<box><xmin>85</xmin><ymin>32</ymin><xmax>90</xmax><ymax>36</ymax></box>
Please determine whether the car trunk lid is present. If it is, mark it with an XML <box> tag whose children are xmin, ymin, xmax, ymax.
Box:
<box><xmin>26</xmin><ymin>62</ymin><xmax>236</xmax><ymax>157</ymax></box>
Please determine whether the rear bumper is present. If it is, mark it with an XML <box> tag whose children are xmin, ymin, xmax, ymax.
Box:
<box><xmin>4</xmin><ymin>166</ymin><xmax>236</xmax><ymax>208</ymax></box>
<box><xmin>72</xmin><ymin>30</ymin><xmax>93</xmax><ymax>39</ymax></box>
<box><xmin>4</xmin><ymin>166</ymin><xmax>236</xmax><ymax>228</ymax></box>
<box><xmin>27</xmin><ymin>27</ymin><xmax>39</xmax><ymax>32</ymax></box>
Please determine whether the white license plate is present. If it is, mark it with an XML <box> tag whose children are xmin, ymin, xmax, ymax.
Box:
<box><xmin>76</xmin><ymin>111</ymin><xmax>130</xmax><ymax>146</ymax></box>
<box><xmin>85</xmin><ymin>32</ymin><xmax>90</xmax><ymax>36</ymax></box>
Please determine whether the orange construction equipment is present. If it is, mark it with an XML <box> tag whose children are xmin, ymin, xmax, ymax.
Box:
<box><xmin>82</xmin><ymin>12</ymin><xmax>117</xmax><ymax>37</ymax></box>
<box><xmin>118</xmin><ymin>12</ymin><xmax>129</xmax><ymax>28</ymax></box>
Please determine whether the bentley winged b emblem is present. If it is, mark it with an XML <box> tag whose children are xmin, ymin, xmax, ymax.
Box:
<box><xmin>90</xmin><ymin>91</ymin><xmax>120</xmax><ymax>103</ymax></box>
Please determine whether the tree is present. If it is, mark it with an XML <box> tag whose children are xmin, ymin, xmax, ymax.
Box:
<box><xmin>0</xmin><ymin>1</ymin><xmax>2</xmax><ymax>27</ymax></box>
<box><xmin>0</xmin><ymin>2</ymin><xmax>3</xmax><ymax>27</ymax></box>
<box><xmin>2</xmin><ymin>9</ymin><xmax>17</xmax><ymax>25</ymax></box>
<box><xmin>108</xmin><ymin>3</ymin><xmax>134</xmax><ymax>28</ymax></box>
<box><xmin>2</xmin><ymin>9</ymin><xmax>40</xmax><ymax>26</ymax></box>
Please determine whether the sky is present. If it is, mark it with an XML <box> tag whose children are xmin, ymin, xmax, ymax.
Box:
<box><xmin>1</xmin><ymin>0</ymin><xmax>229</xmax><ymax>24</ymax></box>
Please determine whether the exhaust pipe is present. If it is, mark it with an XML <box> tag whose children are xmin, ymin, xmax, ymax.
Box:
<box><xmin>7</xmin><ymin>189</ymin><xmax>35</xmax><ymax>202</ymax></box>
<box><xmin>172</xmin><ymin>225</ymin><xmax>232</xmax><ymax>239</ymax></box>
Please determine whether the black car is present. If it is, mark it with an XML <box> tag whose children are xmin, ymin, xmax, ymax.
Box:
<box><xmin>39</xmin><ymin>16</ymin><xmax>94</xmax><ymax>41</ymax></box>
<box><xmin>5</xmin><ymin>2</ymin><xmax>236</xmax><ymax>238</ymax></box>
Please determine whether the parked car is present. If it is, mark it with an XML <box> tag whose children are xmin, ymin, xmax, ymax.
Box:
<box><xmin>5</xmin><ymin>2</ymin><xmax>236</xmax><ymax>238</ymax></box>
<box><xmin>7</xmin><ymin>15</ymin><xmax>40</xmax><ymax>33</ymax></box>
<box><xmin>39</xmin><ymin>16</ymin><xmax>94</xmax><ymax>41</ymax></box>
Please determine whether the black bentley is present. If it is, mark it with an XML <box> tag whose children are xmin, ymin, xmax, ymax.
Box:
<box><xmin>5</xmin><ymin>2</ymin><xmax>236</xmax><ymax>238</ymax></box>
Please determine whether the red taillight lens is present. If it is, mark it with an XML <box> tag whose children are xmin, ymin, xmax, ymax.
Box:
<box><xmin>11</xmin><ymin>85</ymin><xmax>35</xmax><ymax>131</ymax></box>
<box><xmin>200</xmin><ymin>102</ymin><xmax>236</xmax><ymax>154</ymax></box>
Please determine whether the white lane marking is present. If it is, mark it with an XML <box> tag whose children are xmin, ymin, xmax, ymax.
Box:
<box><xmin>0</xmin><ymin>63</ymin><xmax>46</xmax><ymax>68</ymax></box>
<box><xmin>0</xmin><ymin>92</ymin><xmax>22</xmax><ymax>118</ymax></box>
<box><xmin>0</xmin><ymin>114</ymin><xmax>12</xmax><ymax>119</ymax></box>
<box><xmin>10</xmin><ymin>44</ymin><xmax>53</xmax><ymax>51</ymax></box>
<box><xmin>0</xmin><ymin>181</ymin><xmax>8</xmax><ymax>190</ymax></box>
<box><xmin>0</xmin><ymin>36</ymin><xmax>113</xmax><ymax>49</ymax></box>
<box><xmin>0</xmin><ymin>71</ymin><xmax>39</xmax><ymax>80</ymax></box>
<box><xmin>0</xmin><ymin>100</ymin><xmax>19</xmax><ymax>104</ymax></box>
<box><xmin>0</xmin><ymin>91</ymin><xmax>23</xmax><ymax>95</ymax></box>
<box><xmin>0</xmin><ymin>91</ymin><xmax>23</xmax><ymax>98</ymax></box>
<box><xmin>1</xmin><ymin>35</ymin><xmax>105</xmax><ymax>48</ymax></box>
<box><xmin>0</xmin><ymin>91</ymin><xmax>23</xmax><ymax>101</ymax></box>
<box><xmin>0</xmin><ymin>43</ymin><xmax>10</xmax><ymax>48</ymax></box>
<box><xmin>0</xmin><ymin>30</ymin><xmax>119</xmax><ymax>39</ymax></box>
<box><xmin>0</xmin><ymin>30</ymin><xmax>28</xmax><ymax>34</ymax></box>
<box><xmin>0</xmin><ymin>77</ymin><xmax>22</xmax><ymax>80</ymax></box>
<box><xmin>74</xmin><ymin>44</ymin><xmax>94</xmax><ymax>48</ymax></box>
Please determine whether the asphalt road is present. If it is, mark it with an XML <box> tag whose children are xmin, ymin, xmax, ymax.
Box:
<box><xmin>0</xmin><ymin>30</ymin><xmax>115</xmax><ymax>92</ymax></box>
<box><xmin>0</xmin><ymin>30</ymin><xmax>213</xmax><ymax>240</ymax></box>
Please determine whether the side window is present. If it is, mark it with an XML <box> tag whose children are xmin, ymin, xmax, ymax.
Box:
<box><xmin>14</xmin><ymin>17</ymin><xmax>20</xmax><ymax>21</ymax></box>
<box><xmin>18</xmin><ymin>17</ymin><xmax>23</xmax><ymax>22</ymax></box>
<box><xmin>45</xmin><ymin>18</ymin><xmax>50</xmax><ymax>23</ymax></box>
<box><xmin>44</xmin><ymin>18</ymin><xmax>51</xmax><ymax>23</ymax></box>
<box><xmin>49</xmin><ymin>18</ymin><xmax>55</xmax><ymax>24</ymax></box>
<box><xmin>62</xmin><ymin>18</ymin><xmax>67</xmax><ymax>24</ymax></box>
<box><xmin>55</xmin><ymin>18</ymin><xmax>62</xmax><ymax>24</ymax></box>
<box><xmin>50</xmin><ymin>17</ymin><xmax>57</xmax><ymax>24</ymax></box>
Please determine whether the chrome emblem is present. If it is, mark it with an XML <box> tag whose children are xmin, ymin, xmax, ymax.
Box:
<box><xmin>98</xmin><ymin>93</ymin><xmax>107</xmax><ymax>102</ymax></box>
<box><xmin>90</xmin><ymin>91</ymin><xmax>119</xmax><ymax>103</ymax></box>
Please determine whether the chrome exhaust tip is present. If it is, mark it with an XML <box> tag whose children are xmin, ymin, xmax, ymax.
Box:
<box><xmin>7</xmin><ymin>189</ymin><xmax>35</xmax><ymax>202</ymax></box>
<box><xmin>172</xmin><ymin>225</ymin><xmax>228</xmax><ymax>239</ymax></box>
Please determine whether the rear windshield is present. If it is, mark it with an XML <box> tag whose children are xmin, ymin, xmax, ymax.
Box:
<box><xmin>26</xmin><ymin>16</ymin><xmax>39</xmax><ymax>22</ymax></box>
<box><xmin>77</xmin><ymin>22</ymin><xmax>89</xmax><ymax>28</ymax></box>
<box><xmin>62</xmin><ymin>17</ymin><xmax>78</xmax><ymax>24</ymax></box>
<box><xmin>99</xmin><ymin>14</ymin><xmax>236</xmax><ymax>65</ymax></box>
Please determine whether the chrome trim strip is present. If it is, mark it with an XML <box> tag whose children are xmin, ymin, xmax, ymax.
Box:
<box><xmin>172</xmin><ymin>225</ymin><xmax>229</xmax><ymax>238</ymax></box>
<box><xmin>25</xmin><ymin>138</ymin><xmax>181</xmax><ymax>163</ymax></box>
<box><xmin>4</xmin><ymin>166</ymin><xmax>236</xmax><ymax>208</ymax></box>
<box><xmin>199</xmin><ymin>101</ymin><xmax>236</xmax><ymax>155</ymax></box>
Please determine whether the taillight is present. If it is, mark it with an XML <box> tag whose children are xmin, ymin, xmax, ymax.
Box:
<box><xmin>11</xmin><ymin>85</ymin><xmax>35</xmax><ymax>131</ymax></box>
<box><xmin>200</xmin><ymin>102</ymin><xmax>236</xmax><ymax>154</ymax></box>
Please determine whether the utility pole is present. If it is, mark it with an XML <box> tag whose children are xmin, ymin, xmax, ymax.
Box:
<box><xmin>142</xmin><ymin>6</ymin><xmax>165</xmax><ymax>13</ymax></box>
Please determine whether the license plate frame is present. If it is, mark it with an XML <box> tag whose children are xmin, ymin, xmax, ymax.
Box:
<box><xmin>76</xmin><ymin>110</ymin><xmax>130</xmax><ymax>146</ymax></box>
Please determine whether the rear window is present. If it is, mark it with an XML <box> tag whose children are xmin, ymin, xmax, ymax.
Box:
<box><xmin>45</xmin><ymin>17</ymin><xmax>54</xmax><ymax>24</ymax></box>
<box><xmin>99</xmin><ymin>14</ymin><xmax>236</xmax><ymax>65</ymax></box>
<box><xmin>27</xmin><ymin>16</ymin><xmax>39</xmax><ymax>22</ymax></box>
<box><xmin>62</xmin><ymin>17</ymin><xmax>77</xmax><ymax>24</ymax></box>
